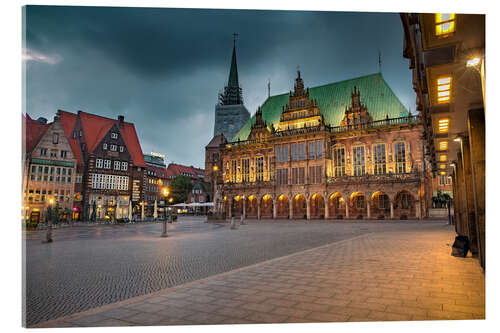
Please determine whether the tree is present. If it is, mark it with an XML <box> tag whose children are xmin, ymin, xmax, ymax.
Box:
<box><xmin>169</xmin><ymin>175</ymin><xmax>193</xmax><ymax>204</ymax></box>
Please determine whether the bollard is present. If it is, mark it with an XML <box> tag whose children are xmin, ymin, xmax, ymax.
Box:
<box><xmin>230</xmin><ymin>217</ymin><xmax>237</xmax><ymax>230</ymax></box>
<box><xmin>43</xmin><ymin>220</ymin><xmax>53</xmax><ymax>243</ymax></box>
<box><xmin>161</xmin><ymin>216</ymin><xmax>168</xmax><ymax>237</ymax></box>
<box><xmin>240</xmin><ymin>214</ymin><xmax>246</xmax><ymax>225</ymax></box>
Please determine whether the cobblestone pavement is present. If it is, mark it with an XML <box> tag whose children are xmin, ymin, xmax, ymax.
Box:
<box><xmin>25</xmin><ymin>217</ymin><xmax>482</xmax><ymax>326</ymax></box>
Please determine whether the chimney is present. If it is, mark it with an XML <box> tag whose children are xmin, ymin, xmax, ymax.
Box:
<box><xmin>118</xmin><ymin>115</ymin><xmax>124</xmax><ymax>128</ymax></box>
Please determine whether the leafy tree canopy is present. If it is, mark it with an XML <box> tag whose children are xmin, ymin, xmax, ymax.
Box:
<box><xmin>169</xmin><ymin>175</ymin><xmax>193</xmax><ymax>204</ymax></box>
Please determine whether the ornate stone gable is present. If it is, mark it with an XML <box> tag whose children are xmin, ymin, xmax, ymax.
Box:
<box><xmin>341</xmin><ymin>86</ymin><xmax>373</xmax><ymax>126</ymax></box>
<box><xmin>278</xmin><ymin>71</ymin><xmax>326</xmax><ymax>131</ymax></box>
<box><xmin>248</xmin><ymin>106</ymin><xmax>271</xmax><ymax>141</ymax></box>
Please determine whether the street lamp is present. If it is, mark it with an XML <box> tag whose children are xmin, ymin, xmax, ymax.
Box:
<box><xmin>43</xmin><ymin>197</ymin><xmax>55</xmax><ymax>243</ymax></box>
<box><xmin>161</xmin><ymin>186</ymin><xmax>169</xmax><ymax>237</ymax></box>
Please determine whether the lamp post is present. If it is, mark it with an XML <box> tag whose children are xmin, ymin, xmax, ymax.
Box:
<box><xmin>43</xmin><ymin>197</ymin><xmax>55</xmax><ymax>243</ymax></box>
<box><xmin>161</xmin><ymin>187</ymin><xmax>169</xmax><ymax>237</ymax></box>
<box><xmin>212</xmin><ymin>165</ymin><xmax>218</xmax><ymax>217</ymax></box>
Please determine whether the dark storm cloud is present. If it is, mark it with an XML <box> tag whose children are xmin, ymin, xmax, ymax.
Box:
<box><xmin>24</xmin><ymin>6</ymin><xmax>415</xmax><ymax>167</ymax></box>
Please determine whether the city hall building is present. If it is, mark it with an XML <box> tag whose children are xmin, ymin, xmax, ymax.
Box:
<box><xmin>209</xmin><ymin>71</ymin><xmax>430</xmax><ymax>220</ymax></box>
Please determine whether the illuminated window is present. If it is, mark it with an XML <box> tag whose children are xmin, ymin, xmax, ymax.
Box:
<box><xmin>438</xmin><ymin>118</ymin><xmax>450</xmax><ymax>133</ymax></box>
<box><xmin>373</xmin><ymin>144</ymin><xmax>386</xmax><ymax>175</ymax></box>
<box><xmin>435</xmin><ymin>13</ymin><xmax>456</xmax><ymax>36</ymax></box>
<box><xmin>394</xmin><ymin>142</ymin><xmax>406</xmax><ymax>174</ymax></box>
<box><xmin>333</xmin><ymin>147</ymin><xmax>345</xmax><ymax>177</ymax></box>
<box><xmin>440</xmin><ymin>164</ymin><xmax>446</xmax><ymax>169</ymax></box>
<box><xmin>467</xmin><ymin>57</ymin><xmax>481</xmax><ymax>67</ymax></box>
<box><xmin>437</xmin><ymin>77</ymin><xmax>452</xmax><ymax>103</ymax></box>
<box><xmin>439</xmin><ymin>154</ymin><xmax>447</xmax><ymax>162</ymax></box>
<box><xmin>439</xmin><ymin>141</ymin><xmax>448</xmax><ymax>150</ymax></box>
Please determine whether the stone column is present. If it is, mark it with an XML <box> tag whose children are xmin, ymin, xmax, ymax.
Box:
<box><xmin>242</xmin><ymin>197</ymin><xmax>246</xmax><ymax>219</ymax></box>
<box><xmin>415</xmin><ymin>200</ymin><xmax>421</xmax><ymax>219</ymax></box>
<box><xmin>273</xmin><ymin>200</ymin><xmax>277</xmax><ymax>219</ymax></box>
<box><xmin>306</xmin><ymin>199</ymin><xmax>311</xmax><ymax>220</ymax></box>
<box><xmin>366</xmin><ymin>200</ymin><xmax>371</xmax><ymax>219</ymax></box>
<box><xmin>460</xmin><ymin>137</ymin><xmax>479</xmax><ymax>255</ymax></box>
<box><xmin>455</xmin><ymin>152</ymin><xmax>467</xmax><ymax>237</ymax></box>
<box><xmin>257</xmin><ymin>199</ymin><xmax>261</xmax><ymax>220</ymax></box>
<box><xmin>467</xmin><ymin>108</ymin><xmax>485</xmax><ymax>268</ymax></box>
<box><xmin>289</xmin><ymin>198</ymin><xmax>293</xmax><ymax>219</ymax></box>
<box><xmin>345</xmin><ymin>200</ymin><xmax>349</xmax><ymax>219</ymax></box>
<box><xmin>390</xmin><ymin>200</ymin><xmax>394</xmax><ymax>219</ymax></box>
<box><xmin>325</xmin><ymin>197</ymin><xmax>329</xmax><ymax>219</ymax></box>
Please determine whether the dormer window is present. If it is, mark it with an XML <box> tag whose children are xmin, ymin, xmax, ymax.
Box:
<box><xmin>110</xmin><ymin>144</ymin><xmax>117</xmax><ymax>151</ymax></box>
<box><xmin>53</xmin><ymin>133</ymin><xmax>59</xmax><ymax>144</ymax></box>
<box><xmin>119</xmin><ymin>146</ymin><xmax>124</xmax><ymax>152</ymax></box>
<box><xmin>111</xmin><ymin>132</ymin><xmax>118</xmax><ymax>139</ymax></box>
<box><xmin>103</xmin><ymin>143</ymin><xmax>107</xmax><ymax>150</ymax></box>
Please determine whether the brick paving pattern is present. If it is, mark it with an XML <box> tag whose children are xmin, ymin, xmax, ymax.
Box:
<box><xmin>32</xmin><ymin>222</ymin><xmax>485</xmax><ymax>327</ymax></box>
<box><xmin>25</xmin><ymin>216</ymin><xmax>448</xmax><ymax>325</ymax></box>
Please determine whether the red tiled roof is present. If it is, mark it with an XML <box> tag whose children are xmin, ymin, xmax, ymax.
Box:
<box><xmin>147</xmin><ymin>164</ymin><xmax>168</xmax><ymax>178</ymax></box>
<box><xmin>58</xmin><ymin>110</ymin><xmax>83</xmax><ymax>166</ymax></box>
<box><xmin>121</xmin><ymin>122</ymin><xmax>146</xmax><ymax>167</ymax></box>
<box><xmin>205</xmin><ymin>133</ymin><xmax>227</xmax><ymax>148</ymax></box>
<box><xmin>77</xmin><ymin>111</ymin><xmax>146</xmax><ymax>167</ymax></box>
<box><xmin>23</xmin><ymin>113</ymin><xmax>49</xmax><ymax>153</ymax></box>
<box><xmin>78</xmin><ymin>111</ymin><xmax>115</xmax><ymax>153</ymax></box>
<box><xmin>166</xmin><ymin>163</ymin><xmax>205</xmax><ymax>179</ymax></box>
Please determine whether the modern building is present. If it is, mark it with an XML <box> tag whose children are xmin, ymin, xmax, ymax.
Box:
<box><xmin>212</xmin><ymin>71</ymin><xmax>429</xmax><ymax>220</ymax></box>
<box><xmin>22</xmin><ymin>113</ymin><xmax>77</xmax><ymax>222</ymax></box>
<box><xmin>213</xmin><ymin>40</ymin><xmax>250</xmax><ymax>141</ymax></box>
<box><xmin>143</xmin><ymin>153</ymin><xmax>168</xmax><ymax>217</ymax></box>
<box><xmin>400</xmin><ymin>13</ymin><xmax>485</xmax><ymax>268</ymax></box>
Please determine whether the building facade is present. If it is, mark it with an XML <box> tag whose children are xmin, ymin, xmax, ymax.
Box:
<box><xmin>143</xmin><ymin>153</ymin><xmax>168</xmax><ymax>217</ymax></box>
<box><xmin>23</xmin><ymin>114</ymin><xmax>77</xmax><ymax>222</ymax></box>
<box><xmin>213</xmin><ymin>41</ymin><xmax>250</xmax><ymax>141</ymax></box>
<box><xmin>401</xmin><ymin>13</ymin><xmax>485</xmax><ymax>268</ymax></box>
<box><xmin>213</xmin><ymin>72</ymin><xmax>429</xmax><ymax>220</ymax></box>
<box><xmin>56</xmin><ymin>110</ymin><xmax>146</xmax><ymax>220</ymax></box>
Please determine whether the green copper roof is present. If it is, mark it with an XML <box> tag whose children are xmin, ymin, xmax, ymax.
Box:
<box><xmin>233</xmin><ymin>73</ymin><xmax>408</xmax><ymax>141</ymax></box>
<box><xmin>228</xmin><ymin>45</ymin><xmax>239</xmax><ymax>88</ymax></box>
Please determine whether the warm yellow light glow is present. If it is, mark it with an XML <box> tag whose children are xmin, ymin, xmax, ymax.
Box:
<box><xmin>437</xmin><ymin>77</ymin><xmax>451</xmax><ymax>85</ymax></box>
<box><xmin>48</xmin><ymin>197</ymin><xmax>54</xmax><ymax>205</ymax></box>
<box><xmin>440</xmin><ymin>164</ymin><xmax>446</xmax><ymax>169</ymax></box>
<box><xmin>169</xmin><ymin>198</ymin><xmax>173</xmax><ymax>203</ymax></box>
<box><xmin>213</xmin><ymin>165</ymin><xmax>219</xmax><ymax>172</ymax></box>
<box><xmin>467</xmin><ymin>57</ymin><xmax>481</xmax><ymax>67</ymax></box>
<box><xmin>163</xmin><ymin>187</ymin><xmax>169</xmax><ymax>196</ymax></box>
<box><xmin>435</xmin><ymin>13</ymin><xmax>456</xmax><ymax>36</ymax></box>
<box><xmin>439</xmin><ymin>141</ymin><xmax>448</xmax><ymax>150</ymax></box>
<box><xmin>437</xmin><ymin>76</ymin><xmax>452</xmax><ymax>103</ymax></box>
<box><xmin>440</xmin><ymin>155</ymin><xmax>447</xmax><ymax>162</ymax></box>
<box><xmin>438</xmin><ymin>118</ymin><xmax>450</xmax><ymax>133</ymax></box>
<box><xmin>440</xmin><ymin>171</ymin><xmax>446</xmax><ymax>175</ymax></box>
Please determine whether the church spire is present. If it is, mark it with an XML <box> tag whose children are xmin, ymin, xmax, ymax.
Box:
<box><xmin>228</xmin><ymin>34</ymin><xmax>239</xmax><ymax>88</ymax></box>
<box><xmin>219</xmin><ymin>34</ymin><xmax>243</xmax><ymax>106</ymax></box>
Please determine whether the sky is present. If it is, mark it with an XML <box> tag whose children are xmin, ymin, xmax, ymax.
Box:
<box><xmin>23</xmin><ymin>5</ymin><xmax>416</xmax><ymax>168</ymax></box>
